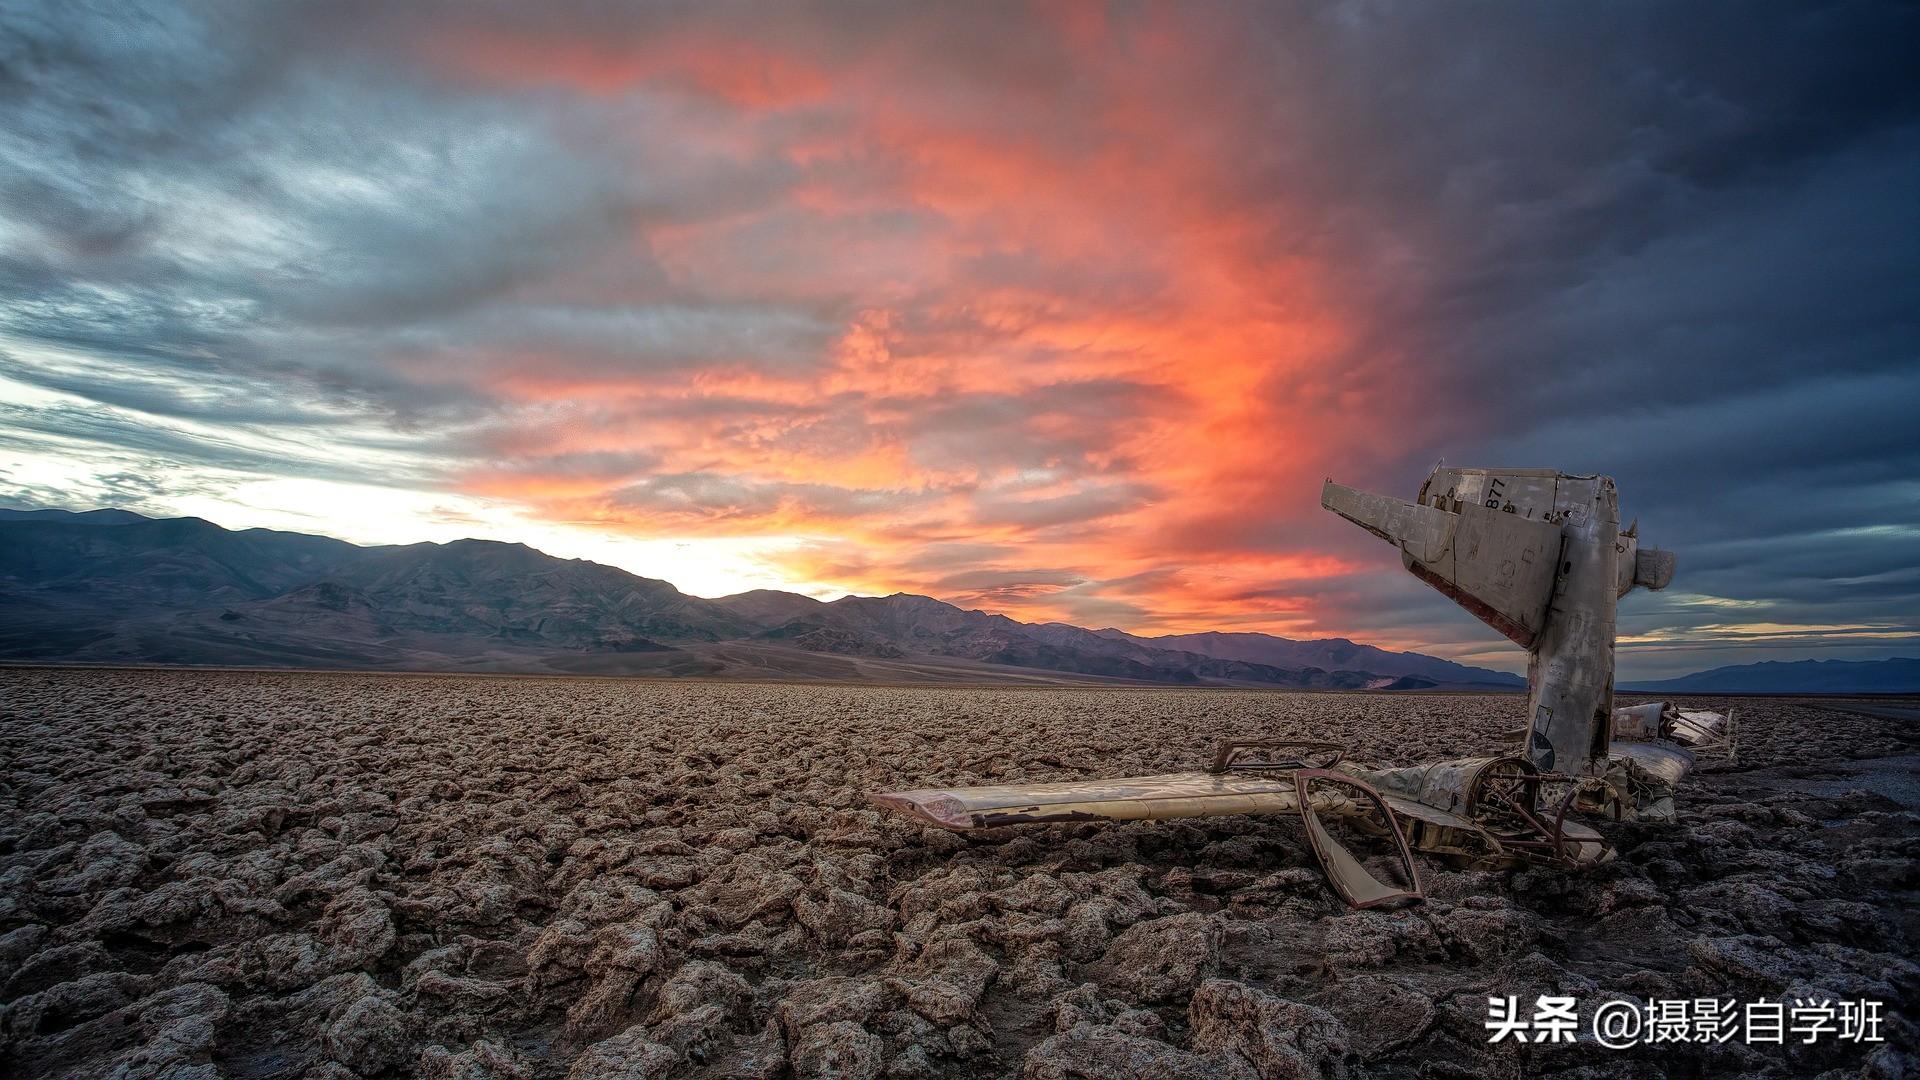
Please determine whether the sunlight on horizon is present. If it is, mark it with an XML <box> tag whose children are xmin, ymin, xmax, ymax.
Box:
<box><xmin>0</xmin><ymin>441</ymin><xmax>842</xmax><ymax>601</ymax></box>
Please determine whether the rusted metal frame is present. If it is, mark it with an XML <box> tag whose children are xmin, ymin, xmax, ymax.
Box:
<box><xmin>1477</xmin><ymin>827</ymin><xmax>1565</xmax><ymax>863</ymax></box>
<box><xmin>1208</xmin><ymin>739</ymin><xmax>1346</xmax><ymax>774</ymax></box>
<box><xmin>1481</xmin><ymin>809</ymin><xmax>1575</xmax><ymax>864</ymax></box>
<box><xmin>1291</xmin><ymin>768</ymin><xmax>1424</xmax><ymax>909</ymax></box>
<box><xmin>1545</xmin><ymin>785</ymin><xmax>1581</xmax><ymax>861</ymax></box>
<box><xmin>1468</xmin><ymin>759</ymin><xmax>1583</xmax><ymax>866</ymax></box>
<box><xmin>1467</xmin><ymin>756</ymin><xmax>1542</xmax><ymax>816</ymax></box>
<box><xmin>1514</xmin><ymin>780</ymin><xmax>1592</xmax><ymax>863</ymax></box>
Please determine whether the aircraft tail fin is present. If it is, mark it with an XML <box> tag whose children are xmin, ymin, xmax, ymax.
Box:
<box><xmin>1322</xmin><ymin>478</ymin><xmax>1563</xmax><ymax>648</ymax></box>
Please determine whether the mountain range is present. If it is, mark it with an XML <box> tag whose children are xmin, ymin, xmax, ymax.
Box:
<box><xmin>0</xmin><ymin>507</ymin><xmax>1524</xmax><ymax>689</ymax></box>
<box><xmin>6</xmin><ymin>507</ymin><xmax>1907</xmax><ymax>693</ymax></box>
<box><xmin>1622</xmin><ymin>657</ymin><xmax>1920</xmax><ymax>695</ymax></box>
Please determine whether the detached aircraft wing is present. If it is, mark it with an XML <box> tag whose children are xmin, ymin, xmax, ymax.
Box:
<box><xmin>1322</xmin><ymin>479</ymin><xmax>1563</xmax><ymax>648</ymax></box>
<box><xmin>873</xmin><ymin>763</ymin><xmax>1424</xmax><ymax>908</ymax></box>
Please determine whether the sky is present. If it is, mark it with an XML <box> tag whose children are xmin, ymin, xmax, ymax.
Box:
<box><xmin>1</xmin><ymin>1</ymin><xmax>1916</xmax><ymax>679</ymax></box>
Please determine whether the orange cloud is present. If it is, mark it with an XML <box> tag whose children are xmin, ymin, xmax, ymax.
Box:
<box><xmin>415</xmin><ymin>6</ymin><xmax>1437</xmax><ymax>635</ymax></box>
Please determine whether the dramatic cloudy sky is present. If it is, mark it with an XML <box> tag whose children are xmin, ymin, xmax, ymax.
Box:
<box><xmin>2</xmin><ymin>1</ymin><xmax>1915</xmax><ymax>677</ymax></box>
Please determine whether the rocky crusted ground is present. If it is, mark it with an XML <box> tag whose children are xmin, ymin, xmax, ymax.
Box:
<box><xmin>0</xmin><ymin>668</ymin><xmax>1913</xmax><ymax>1079</ymax></box>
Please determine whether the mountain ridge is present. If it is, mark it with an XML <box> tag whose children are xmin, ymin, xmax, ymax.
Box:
<box><xmin>0</xmin><ymin>505</ymin><xmax>1506</xmax><ymax>688</ymax></box>
<box><xmin>1622</xmin><ymin>656</ymin><xmax>1920</xmax><ymax>694</ymax></box>
<box><xmin>1101</xmin><ymin>628</ymin><xmax>1522</xmax><ymax>689</ymax></box>
<box><xmin>7</xmin><ymin>506</ymin><xmax>1897</xmax><ymax>692</ymax></box>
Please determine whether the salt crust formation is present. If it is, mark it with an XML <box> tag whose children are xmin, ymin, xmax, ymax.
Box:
<box><xmin>1</xmin><ymin>668</ymin><xmax>1913</xmax><ymax>1077</ymax></box>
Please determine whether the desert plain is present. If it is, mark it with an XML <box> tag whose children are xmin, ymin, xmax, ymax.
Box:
<box><xmin>0</xmin><ymin>667</ymin><xmax>1914</xmax><ymax>1079</ymax></box>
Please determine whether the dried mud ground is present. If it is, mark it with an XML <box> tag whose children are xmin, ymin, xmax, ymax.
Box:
<box><xmin>1</xmin><ymin>669</ymin><xmax>1914</xmax><ymax>1080</ymax></box>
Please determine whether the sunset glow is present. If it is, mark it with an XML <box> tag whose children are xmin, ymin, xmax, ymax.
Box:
<box><xmin>3</xmin><ymin>3</ymin><xmax>1915</xmax><ymax>678</ymax></box>
<box><xmin>420</xmin><ymin>9</ymin><xmax>1406</xmax><ymax>637</ymax></box>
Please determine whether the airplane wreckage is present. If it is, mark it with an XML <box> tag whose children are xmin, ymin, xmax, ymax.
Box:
<box><xmin>873</xmin><ymin>467</ymin><xmax>1735</xmax><ymax>908</ymax></box>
